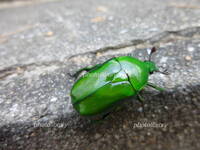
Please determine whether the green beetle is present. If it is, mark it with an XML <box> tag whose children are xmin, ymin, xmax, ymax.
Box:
<box><xmin>70</xmin><ymin>47</ymin><xmax>168</xmax><ymax>116</ymax></box>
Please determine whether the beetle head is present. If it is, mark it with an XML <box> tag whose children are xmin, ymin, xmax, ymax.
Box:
<box><xmin>145</xmin><ymin>47</ymin><xmax>169</xmax><ymax>75</ymax></box>
<box><xmin>145</xmin><ymin>61</ymin><xmax>158</xmax><ymax>74</ymax></box>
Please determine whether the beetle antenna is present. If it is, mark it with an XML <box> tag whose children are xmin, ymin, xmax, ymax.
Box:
<box><xmin>147</xmin><ymin>47</ymin><xmax>156</xmax><ymax>61</ymax></box>
<box><xmin>156</xmin><ymin>69</ymin><xmax>169</xmax><ymax>75</ymax></box>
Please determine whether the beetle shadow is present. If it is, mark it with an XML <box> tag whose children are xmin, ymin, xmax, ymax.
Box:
<box><xmin>68</xmin><ymin>84</ymin><xmax>199</xmax><ymax>135</ymax></box>
<box><xmin>0</xmin><ymin>84</ymin><xmax>199</xmax><ymax>147</ymax></box>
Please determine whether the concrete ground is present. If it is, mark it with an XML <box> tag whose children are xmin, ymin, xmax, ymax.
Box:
<box><xmin>0</xmin><ymin>0</ymin><xmax>200</xmax><ymax>149</ymax></box>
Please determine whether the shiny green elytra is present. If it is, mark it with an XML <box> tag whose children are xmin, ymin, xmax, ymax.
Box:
<box><xmin>70</xmin><ymin>47</ymin><xmax>167</xmax><ymax>116</ymax></box>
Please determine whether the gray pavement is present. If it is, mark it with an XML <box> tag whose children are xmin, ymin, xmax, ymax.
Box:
<box><xmin>1</xmin><ymin>0</ymin><xmax>200</xmax><ymax>69</ymax></box>
<box><xmin>0</xmin><ymin>0</ymin><xmax>200</xmax><ymax>150</ymax></box>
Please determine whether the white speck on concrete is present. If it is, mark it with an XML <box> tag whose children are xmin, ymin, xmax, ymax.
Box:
<box><xmin>108</xmin><ymin>16</ymin><xmax>114</xmax><ymax>21</ymax></box>
<box><xmin>164</xmin><ymin>106</ymin><xmax>169</xmax><ymax>110</ymax></box>
<box><xmin>187</xmin><ymin>46</ymin><xmax>194</xmax><ymax>52</ymax></box>
<box><xmin>160</xmin><ymin>57</ymin><xmax>168</xmax><ymax>63</ymax></box>
<box><xmin>149</xmin><ymin>28</ymin><xmax>159</xmax><ymax>32</ymax></box>
<box><xmin>10</xmin><ymin>104</ymin><xmax>19</xmax><ymax>113</ymax></box>
<box><xmin>51</xmin><ymin>97</ymin><xmax>58</xmax><ymax>102</ymax></box>
<box><xmin>120</xmin><ymin>29</ymin><xmax>128</xmax><ymax>34</ymax></box>
<box><xmin>137</xmin><ymin>107</ymin><xmax>143</xmax><ymax>112</ymax></box>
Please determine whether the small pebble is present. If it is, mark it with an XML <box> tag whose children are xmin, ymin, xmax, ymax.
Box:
<box><xmin>91</xmin><ymin>16</ymin><xmax>105</xmax><ymax>23</ymax></box>
<box><xmin>114</xmin><ymin>134</ymin><xmax>120</xmax><ymax>139</ymax></box>
<box><xmin>184</xmin><ymin>55</ymin><xmax>192</xmax><ymax>61</ymax></box>
<box><xmin>137</xmin><ymin>107</ymin><xmax>143</xmax><ymax>112</ymax></box>
<box><xmin>30</xmin><ymin>132</ymin><xmax>36</xmax><ymax>137</ymax></box>
<box><xmin>96</xmin><ymin>52</ymin><xmax>102</xmax><ymax>57</ymax></box>
<box><xmin>96</xmin><ymin>6</ymin><xmax>107</xmax><ymax>12</ymax></box>
<box><xmin>50</xmin><ymin>97</ymin><xmax>57</xmax><ymax>102</ymax></box>
<box><xmin>164</xmin><ymin>106</ymin><xmax>169</xmax><ymax>110</ymax></box>
<box><xmin>123</xmin><ymin>124</ymin><xmax>127</xmax><ymax>129</ymax></box>
<box><xmin>95</xmin><ymin>133</ymin><xmax>101</xmax><ymax>139</ymax></box>
<box><xmin>147</xmin><ymin>132</ymin><xmax>151</xmax><ymax>136</ymax></box>
<box><xmin>45</xmin><ymin>31</ymin><xmax>54</xmax><ymax>37</ymax></box>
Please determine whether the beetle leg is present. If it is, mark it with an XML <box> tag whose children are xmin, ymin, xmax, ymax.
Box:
<box><xmin>137</xmin><ymin>93</ymin><xmax>146</xmax><ymax>117</ymax></box>
<box><xmin>69</xmin><ymin>67</ymin><xmax>90</xmax><ymax>78</ymax></box>
<box><xmin>102</xmin><ymin>106</ymin><xmax>124</xmax><ymax>120</ymax></box>
<box><xmin>69</xmin><ymin>64</ymin><xmax>101</xmax><ymax>79</ymax></box>
<box><xmin>147</xmin><ymin>82</ymin><xmax>165</xmax><ymax>91</ymax></box>
<box><xmin>89</xmin><ymin>112</ymin><xmax>111</xmax><ymax>124</ymax></box>
<box><xmin>102</xmin><ymin>112</ymin><xmax>111</xmax><ymax>119</ymax></box>
<box><xmin>90</xmin><ymin>106</ymin><xmax>123</xmax><ymax>123</ymax></box>
<box><xmin>137</xmin><ymin>93</ymin><xmax>145</xmax><ymax>102</ymax></box>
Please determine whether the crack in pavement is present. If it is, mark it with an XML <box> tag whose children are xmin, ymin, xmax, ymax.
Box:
<box><xmin>0</xmin><ymin>26</ymin><xmax>200</xmax><ymax>80</ymax></box>
<box><xmin>69</xmin><ymin>26</ymin><xmax>200</xmax><ymax>58</ymax></box>
<box><xmin>0</xmin><ymin>61</ymin><xmax>65</xmax><ymax>80</ymax></box>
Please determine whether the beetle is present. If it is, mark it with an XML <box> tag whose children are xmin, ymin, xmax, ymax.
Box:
<box><xmin>70</xmin><ymin>47</ymin><xmax>168</xmax><ymax>117</ymax></box>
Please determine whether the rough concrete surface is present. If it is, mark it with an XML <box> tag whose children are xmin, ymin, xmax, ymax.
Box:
<box><xmin>0</xmin><ymin>0</ymin><xmax>200</xmax><ymax>150</ymax></box>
